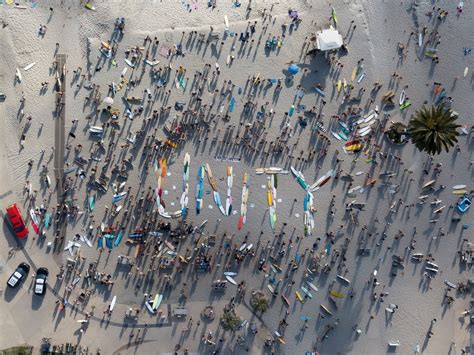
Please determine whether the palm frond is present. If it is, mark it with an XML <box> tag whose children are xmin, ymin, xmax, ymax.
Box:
<box><xmin>408</xmin><ymin>105</ymin><xmax>460</xmax><ymax>155</ymax></box>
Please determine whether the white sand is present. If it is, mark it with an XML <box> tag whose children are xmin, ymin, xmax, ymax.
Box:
<box><xmin>0</xmin><ymin>0</ymin><xmax>472</xmax><ymax>354</ymax></box>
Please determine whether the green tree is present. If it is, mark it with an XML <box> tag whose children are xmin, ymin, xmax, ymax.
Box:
<box><xmin>408</xmin><ymin>105</ymin><xmax>460</xmax><ymax>155</ymax></box>
<box><xmin>221</xmin><ymin>311</ymin><xmax>241</xmax><ymax>331</ymax></box>
<box><xmin>250</xmin><ymin>290</ymin><xmax>270</xmax><ymax>314</ymax></box>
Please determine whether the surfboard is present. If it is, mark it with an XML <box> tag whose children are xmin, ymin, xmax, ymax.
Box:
<box><xmin>306</xmin><ymin>281</ymin><xmax>318</xmax><ymax>292</ymax></box>
<box><xmin>29</xmin><ymin>209</ymin><xmax>40</xmax><ymax>234</ymax></box>
<box><xmin>114</xmin><ymin>230</ymin><xmax>124</xmax><ymax>247</ymax></box>
<box><xmin>329</xmin><ymin>290</ymin><xmax>345</xmax><ymax>298</ymax></box>
<box><xmin>89</xmin><ymin>195</ymin><xmax>95</xmax><ymax>211</ymax></box>
<box><xmin>320</xmin><ymin>304</ymin><xmax>332</xmax><ymax>315</ymax></box>
<box><xmin>315</xmin><ymin>87</ymin><xmax>326</xmax><ymax>97</ymax></box>
<box><xmin>281</xmin><ymin>294</ymin><xmax>290</xmax><ymax>306</ymax></box>
<box><xmin>124</xmin><ymin>59</ymin><xmax>135</xmax><ymax>68</ymax></box>
<box><xmin>453</xmin><ymin>184</ymin><xmax>467</xmax><ymax>190</ymax></box>
<box><xmin>452</xmin><ymin>190</ymin><xmax>467</xmax><ymax>195</ymax></box>
<box><xmin>422</xmin><ymin>179</ymin><xmax>436</xmax><ymax>189</ymax></box>
<box><xmin>336</xmin><ymin>79</ymin><xmax>342</xmax><ymax>92</ymax></box>
<box><xmin>89</xmin><ymin>126</ymin><xmax>104</xmax><ymax>134</ymax></box>
<box><xmin>400</xmin><ymin>101</ymin><xmax>412</xmax><ymax>110</ymax></box>
<box><xmin>267</xmin><ymin>284</ymin><xmax>275</xmax><ymax>294</ymax></box>
<box><xmin>110</xmin><ymin>296</ymin><xmax>117</xmax><ymax>311</ymax></box>
<box><xmin>399</xmin><ymin>90</ymin><xmax>406</xmax><ymax>106</ymax></box>
<box><xmin>223</xmin><ymin>272</ymin><xmax>237</xmax><ymax>277</ymax></box>
<box><xmin>331</xmin><ymin>131</ymin><xmax>342</xmax><ymax>140</ymax></box>
<box><xmin>336</xmin><ymin>275</ymin><xmax>351</xmax><ymax>285</ymax></box>
<box><xmin>229</xmin><ymin>96</ymin><xmax>235</xmax><ymax>112</ymax></box>
<box><xmin>16</xmin><ymin>68</ymin><xmax>22</xmax><ymax>82</ymax></box>
<box><xmin>295</xmin><ymin>291</ymin><xmax>304</xmax><ymax>303</ymax></box>
<box><xmin>357</xmin><ymin>72</ymin><xmax>366</xmax><ymax>83</ymax></box>
<box><xmin>463</xmin><ymin>67</ymin><xmax>469</xmax><ymax>77</ymax></box>
<box><xmin>225</xmin><ymin>275</ymin><xmax>237</xmax><ymax>285</ymax></box>
<box><xmin>300</xmin><ymin>286</ymin><xmax>313</xmax><ymax>299</ymax></box>
<box><xmin>224</xmin><ymin>15</ymin><xmax>229</xmax><ymax>30</ymax></box>
<box><xmin>44</xmin><ymin>212</ymin><xmax>52</xmax><ymax>229</ymax></box>
<box><xmin>24</xmin><ymin>62</ymin><xmax>36</xmax><ymax>71</ymax></box>
<box><xmin>351</xmin><ymin>67</ymin><xmax>357</xmax><ymax>81</ymax></box>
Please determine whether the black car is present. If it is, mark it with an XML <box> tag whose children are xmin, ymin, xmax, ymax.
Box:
<box><xmin>34</xmin><ymin>267</ymin><xmax>49</xmax><ymax>295</ymax></box>
<box><xmin>7</xmin><ymin>262</ymin><xmax>30</xmax><ymax>288</ymax></box>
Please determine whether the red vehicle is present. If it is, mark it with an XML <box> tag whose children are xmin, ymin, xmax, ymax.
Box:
<box><xmin>6</xmin><ymin>204</ymin><xmax>28</xmax><ymax>238</ymax></box>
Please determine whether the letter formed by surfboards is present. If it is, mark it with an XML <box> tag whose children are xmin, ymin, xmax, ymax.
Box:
<box><xmin>196</xmin><ymin>165</ymin><xmax>205</xmax><ymax>214</ymax></box>
<box><xmin>237</xmin><ymin>173</ymin><xmax>249</xmax><ymax>230</ymax></box>
<box><xmin>225</xmin><ymin>165</ymin><xmax>233</xmax><ymax>216</ymax></box>
<box><xmin>180</xmin><ymin>153</ymin><xmax>191</xmax><ymax>216</ymax></box>
<box><xmin>290</xmin><ymin>167</ymin><xmax>335</xmax><ymax>236</ymax></box>
<box><xmin>154</xmin><ymin>157</ymin><xmax>185</xmax><ymax>219</ymax></box>
<box><xmin>205</xmin><ymin>163</ymin><xmax>227</xmax><ymax>216</ymax></box>
<box><xmin>267</xmin><ymin>174</ymin><xmax>277</xmax><ymax>230</ymax></box>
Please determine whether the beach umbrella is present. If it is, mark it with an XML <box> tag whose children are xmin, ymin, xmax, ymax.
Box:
<box><xmin>288</xmin><ymin>64</ymin><xmax>299</xmax><ymax>75</ymax></box>
<box><xmin>103</xmin><ymin>96</ymin><xmax>114</xmax><ymax>105</ymax></box>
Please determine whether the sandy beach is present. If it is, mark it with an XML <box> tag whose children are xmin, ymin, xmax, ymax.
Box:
<box><xmin>0</xmin><ymin>0</ymin><xmax>472</xmax><ymax>354</ymax></box>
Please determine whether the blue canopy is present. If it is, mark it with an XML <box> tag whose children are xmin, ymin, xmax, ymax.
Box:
<box><xmin>288</xmin><ymin>63</ymin><xmax>299</xmax><ymax>74</ymax></box>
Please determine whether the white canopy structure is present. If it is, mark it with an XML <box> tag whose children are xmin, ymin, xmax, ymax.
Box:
<box><xmin>316</xmin><ymin>27</ymin><xmax>343</xmax><ymax>51</ymax></box>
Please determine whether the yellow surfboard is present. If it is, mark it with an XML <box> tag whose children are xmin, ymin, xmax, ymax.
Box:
<box><xmin>336</xmin><ymin>79</ymin><xmax>342</xmax><ymax>92</ymax></box>
<box><xmin>329</xmin><ymin>290</ymin><xmax>345</xmax><ymax>298</ymax></box>
<box><xmin>295</xmin><ymin>291</ymin><xmax>304</xmax><ymax>303</ymax></box>
<box><xmin>351</xmin><ymin>67</ymin><xmax>357</xmax><ymax>81</ymax></box>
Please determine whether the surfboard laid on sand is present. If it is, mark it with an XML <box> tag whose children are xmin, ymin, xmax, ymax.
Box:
<box><xmin>24</xmin><ymin>62</ymin><xmax>36</xmax><ymax>71</ymax></box>
<box><xmin>16</xmin><ymin>68</ymin><xmax>22</xmax><ymax>82</ymax></box>
<box><xmin>110</xmin><ymin>296</ymin><xmax>117</xmax><ymax>311</ymax></box>
<box><xmin>225</xmin><ymin>275</ymin><xmax>237</xmax><ymax>285</ymax></box>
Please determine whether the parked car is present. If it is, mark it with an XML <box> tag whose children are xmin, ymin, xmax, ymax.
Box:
<box><xmin>0</xmin><ymin>93</ymin><xmax>6</xmax><ymax>101</ymax></box>
<box><xmin>6</xmin><ymin>204</ymin><xmax>28</xmax><ymax>238</ymax></box>
<box><xmin>34</xmin><ymin>267</ymin><xmax>49</xmax><ymax>295</ymax></box>
<box><xmin>7</xmin><ymin>262</ymin><xmax>30</xmax><ymax>288</ymax></box>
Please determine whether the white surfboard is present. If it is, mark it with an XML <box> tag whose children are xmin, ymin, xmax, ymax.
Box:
<box><xmin>16</xmin><ymin>68</ymin><xmax>22</xmax><ymax>82</ymax></box>
<box><xmin>399</xmin><ymin>90</ymin><xmax>406</xmax><ymax>106</ymax></box>
<box><xmin>463</xmin><ymin>67</ymin><xmax>469</xmax><ymax>77</ymax></box>
<box><xmin>225</xmin><ymin>275</ymin><xmax>237</xmax><ymax>285</ymax></box>
<box><xmin>24</xmin><ymin>62</ymin><xmax>36</xmax><ymax>71</ymax></box>
<box><xmin>453</xmin><ymin>184</ymin><xmax>466</xmax><ymax>190</ymax></box>
<box><xmin>89</xmin><ymin>126</ymin><xmax>104</xmax><ymax>134</ymax></box>
<box><xmin>110</xmin><ymin>295</ymin><xmax>117</xmax><ymax>311</ymax></box>
<box><xmin>125</xmin><ymin>59</ymin><xmax>135</xmax><ymax>68</ymax></box>
<box><xmin>224</xmin><ymin>15</ymin><xmax>229</xmax><ymax>30</ymax></box>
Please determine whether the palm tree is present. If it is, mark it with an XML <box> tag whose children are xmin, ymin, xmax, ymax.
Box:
<box><xmin>250</xmin><ymin>290</ymin><xmax>270</xmax><ymax>314</ymax></box>
<box><xmin>221</xmin><ymin>311</ymin><xmax>241</xmax><ymax>331</ymax></box>
<box><xmin>408</xmin><ymin>105</ymin><xmax>460</xmax><ymax>155</ymax></box>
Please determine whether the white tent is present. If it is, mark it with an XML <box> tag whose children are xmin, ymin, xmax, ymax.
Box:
<box><xmin>316</xmin><ymin>27</ymin><xmax>343</xmax><ymax>51</ymax></box>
